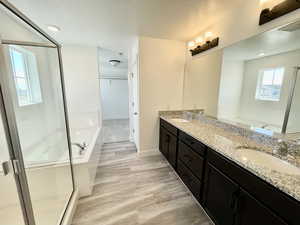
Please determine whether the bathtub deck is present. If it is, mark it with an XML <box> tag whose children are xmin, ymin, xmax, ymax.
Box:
<box><xmin>71</xmin><ymin>141</ymin><xmax>213</xmax><ymax>225</ymax></box>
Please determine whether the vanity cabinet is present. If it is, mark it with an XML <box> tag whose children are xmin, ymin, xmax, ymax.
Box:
<box><xmin>237</xmin><ymin>189</ymin><xmax>288</xmax><ymax>225</ymax></box>
<box><xmin>159</xmin><ymin>120</ymin><xmax>178</xmax><ymax>168</ymax></box>
<box><xmin>159</xmin><ymin>118</ymin><xmax>299</xmax><ymax>225</ymax></box>
<box><xmin>203</xmin><ymin>163</ymin><xmax>288</xmax><ymax>225</ymax></box>
<box><xmin>203</xmin><ymin>164</ymin><xmax>239</xmax><ymax>225</ymax></box>
<box><xmin>207</xmin><ymin>149</ymin><xmax>299</xmax><ymax>225</ymax></box>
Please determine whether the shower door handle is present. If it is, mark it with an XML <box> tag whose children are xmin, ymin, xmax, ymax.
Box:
<box><xmin>1</xmin><ymin>161</ymin><xmax>10</xmax><ymax>176</ymax></box>
<box><xmin>1</xmin><ymin>160</ymin><xmax>19</xmax><ymax>176</ymax></box>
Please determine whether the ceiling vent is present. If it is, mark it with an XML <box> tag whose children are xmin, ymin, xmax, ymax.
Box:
<box><xmin>109</xmin><ymin>59</ymin><xmax>121</xmax><ymax>67</ymax></box>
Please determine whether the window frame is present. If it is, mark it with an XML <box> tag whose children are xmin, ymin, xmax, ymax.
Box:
<box><xmin>9</xmin><ymin>45</ymin><xmax>43</xmax><ymax>107</ymax></box>
<box><xmin>255</xmin><ymin>67</ymin><xmax>285</xmax><ymax>102</ymax></box>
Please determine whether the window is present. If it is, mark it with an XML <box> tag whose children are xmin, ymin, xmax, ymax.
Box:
<box><xmin>255</xmin><ymin>67</ymin><xmax>285</xmax><ymax>101</ymax></box>
<box><xmin>9</xmin><ymin>46</ymin><xmax>42</xmax><ymax>106</ymax></box>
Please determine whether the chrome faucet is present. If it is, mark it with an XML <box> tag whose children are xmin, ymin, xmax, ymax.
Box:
<box><xmin>72</xmin><ymin>142</ymin><xmax>87</xmax><ymax>155</ymax></box>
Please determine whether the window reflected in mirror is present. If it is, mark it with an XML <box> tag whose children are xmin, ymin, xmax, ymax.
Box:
<box><xmin>255</xmin><ymin>67</ymin><xmax>285</xmax><ymax>102</ymax></box>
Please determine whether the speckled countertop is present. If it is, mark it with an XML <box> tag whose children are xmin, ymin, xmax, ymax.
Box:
<box><xmin>160</xmin><ymin>112</ymin><xmax>300</xmax><ymax>202</ymax></box>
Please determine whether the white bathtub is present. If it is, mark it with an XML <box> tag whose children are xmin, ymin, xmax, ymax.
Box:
<box><xmin>22</xmin><ymin>126</ymin><xmax>102</xmax><ymax>198</ymax></box>
<box><xmin>70</xmin><ymin>127</ymin><xmax>102</xmax><ymax>197</ymax></box>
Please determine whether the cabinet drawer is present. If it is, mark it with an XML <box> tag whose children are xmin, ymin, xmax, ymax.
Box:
<box><xmin>160</xmin><ymin>119</ymin><xmax>178</xmax><ymax>136</ymax></box>
<box><xmin>207</xmin><ymin>148</ymin><xmax>300</xmax><ymax>225</ymax></box>
<box><xmin>177</xmin><ymin>160</ymin><xmax>201</xmax><ymax>199</ymax></box>
<box><xmin>178</xmin><ymin>141</ymin><xmax>204</xmax><ymax>179</ymax></box>
<box><xmin>179</xmin><ymin>131</ymin><xmax>206</xmax><ymax>156</ymax></box>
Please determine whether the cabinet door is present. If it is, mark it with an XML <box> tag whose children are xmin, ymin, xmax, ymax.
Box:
<box><xmin>203</xmin><ymin>164</ymin><xmax>239</xmax><ymax>225</ymax></box>
<box><xmin>168</xmin><ymin>133</ymin><xmax>177</xmax><ymax>168</ymax></box>
<box><xmin>159</xmin><ymin>127</ymin><xmax>169</xmax><ymax>158</ymax></box>
<box><xmin>237</xmin><ymin>189</ymin><xmax>288</xmax><ymax>225</ymax></box>
<box><xmin>177</xmin><ymin>160</ymin><xmax>201</xmax><ymax>199</ymax></box>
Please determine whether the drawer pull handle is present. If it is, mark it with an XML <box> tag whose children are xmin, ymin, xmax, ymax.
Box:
<box><xmin>229</xmin><ymin>190</ymin><xmax>239</xmax><ymax>213</ymax></box>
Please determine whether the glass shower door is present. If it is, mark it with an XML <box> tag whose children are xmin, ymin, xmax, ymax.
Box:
<box><xmin>0</xmin><ymin>42</ymin><xmax>74</xmax><ymax>225</ymax></box>
<box><xmin>0</xmin><ymin>104</ymin><xmax>26</xmax><ymax>225</ymax></box>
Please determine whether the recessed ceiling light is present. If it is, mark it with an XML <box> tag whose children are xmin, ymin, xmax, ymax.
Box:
<box><xmin>258</xmin><ymin>52</ymin><xmax>265</xmax><ymax>57</ymax></box>
<box><xmin>47</xmin><ymin>25</ymin><xmax>61</xmax><ymax>32</ymax></box>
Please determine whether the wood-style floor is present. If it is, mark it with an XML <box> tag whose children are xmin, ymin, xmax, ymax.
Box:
<box><xmin>71</xmin><ymin>141</ymin><xmax>213</xmax><ymax>225</ymax></box>
<box><xmin>103</xmin><ymin>119</ymin><xmax>130</xmax><ymax>143</ymax></box>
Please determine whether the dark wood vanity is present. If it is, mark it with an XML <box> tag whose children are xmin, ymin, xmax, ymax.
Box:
<box><xmin>159</xmin><ymin>118</ymin><xmax>300</xmax><ymax>225</ymax></box>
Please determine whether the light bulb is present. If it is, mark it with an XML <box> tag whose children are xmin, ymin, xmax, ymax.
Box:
<box><xmin>195</xmin><ymin>36</ymin><xmax>204</xmax><ymax>44</ymax></box>
<box><xmin>205</xmin><ymin>32</ymin><xmax>213</xmax><ymax>42</ymax></box>
<box><xmin>188</xmin><ymin>41</ymin><xmax>195</xmax><ymax>49</ymax></box>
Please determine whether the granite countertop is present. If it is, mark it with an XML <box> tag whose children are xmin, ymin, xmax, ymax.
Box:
<box><xmin>160</xmin><ymin>113</ymin><xmax>300</xmax><ymax>202</ymax></box>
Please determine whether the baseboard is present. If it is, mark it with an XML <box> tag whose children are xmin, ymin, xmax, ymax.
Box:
<box><xmin>138</xmin><ymin>148</ymin><xmax>159</xmax><ymax>155</ymax></box>
<box><xmin>61</xmin><ymin>189</ymin><xmax>79</xmax><ymax>225</ymax></box>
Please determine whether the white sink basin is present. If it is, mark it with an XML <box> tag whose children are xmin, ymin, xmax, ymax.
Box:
<box><xmin>235</xmin><ymin>149</ymin><xmax>300</xmax><ymax>175</ymax></box>
<box><xmin>170</xmin><ymin>118</ymin><xmax>190</xmax><ymax>123</ymax></box>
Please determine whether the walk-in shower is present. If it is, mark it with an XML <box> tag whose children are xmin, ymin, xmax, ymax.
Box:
<box><xmin>0</xmin><ymin>1</ymin><xmax>74</xmax><ymax>225</ymax></box>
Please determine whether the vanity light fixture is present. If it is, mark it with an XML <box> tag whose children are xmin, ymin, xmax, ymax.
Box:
<box><xmin>47</xmin><ymin>25</ymin><xmax>61</xmax><ymax>32</ymax></box>
<box><xmin>189</xmin><ymin>32</ymin><xmax>219</xmax><ymax>56</ymax></box>
<box><xmin>259</xmin><ymin>0</ymin><xmax>300</xmax><ymax>25</ymax></box>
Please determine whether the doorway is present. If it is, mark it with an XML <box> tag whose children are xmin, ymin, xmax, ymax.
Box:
<box><xmin>98</xmin><ymin>48</ymin><xmax>130</xmax><ymax>143</ymax></box>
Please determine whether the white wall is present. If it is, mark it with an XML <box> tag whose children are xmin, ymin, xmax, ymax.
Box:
<box><xmin>183</xmin><ymin>50</ymin><xmax>223</xmax><ymax>117</ymax></box>
<box><xmin>239</xmin><ymin>50</ymin><xmax>300</xmax><ymax>127</ymax></box>
<box><xmin>100</xmin><ymin>79</ymin><xmax>129</xmax><ymax>120</ymax></box>
<box><xmin>218</xmin><ymin>59</ymin><xmax>244</xmax><ymax>120</ymax></box>
<box><xmin>62</xmin><ymin>45</ymin><xmax>101</xmax><ymax>131</ymax></box>
<box><xmin>139</xmin><ymin>36</ymin><xmax>186</xmax><ymax>151</ymax></box>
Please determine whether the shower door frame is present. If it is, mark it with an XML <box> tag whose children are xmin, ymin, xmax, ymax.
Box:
<box><xmin>282</xmin><ymin>66</ymin><xmax>300</xmax><ymax>133</ymax></box>
<box><xmin>0</xmin><ymin>1</ymin><xmax>75</xmax><ymax>225</ymax></box>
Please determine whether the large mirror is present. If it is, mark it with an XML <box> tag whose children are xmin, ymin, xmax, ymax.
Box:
<box><xmin>183</xmin><ymin>19</ymin><xmax>300</xmax><ymax>137</ymax></box>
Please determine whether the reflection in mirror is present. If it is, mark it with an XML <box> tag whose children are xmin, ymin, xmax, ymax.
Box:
<box><xmin>218</xmin><ymin>19</ymin><xmax>300</xmax><ymax>136</ymax></box>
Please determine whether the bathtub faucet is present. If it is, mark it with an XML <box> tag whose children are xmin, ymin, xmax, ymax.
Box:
<box><xmin>72</xmin><ymin>142</ymin><xmax>87</xmax><ymax>155</ymax></box>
